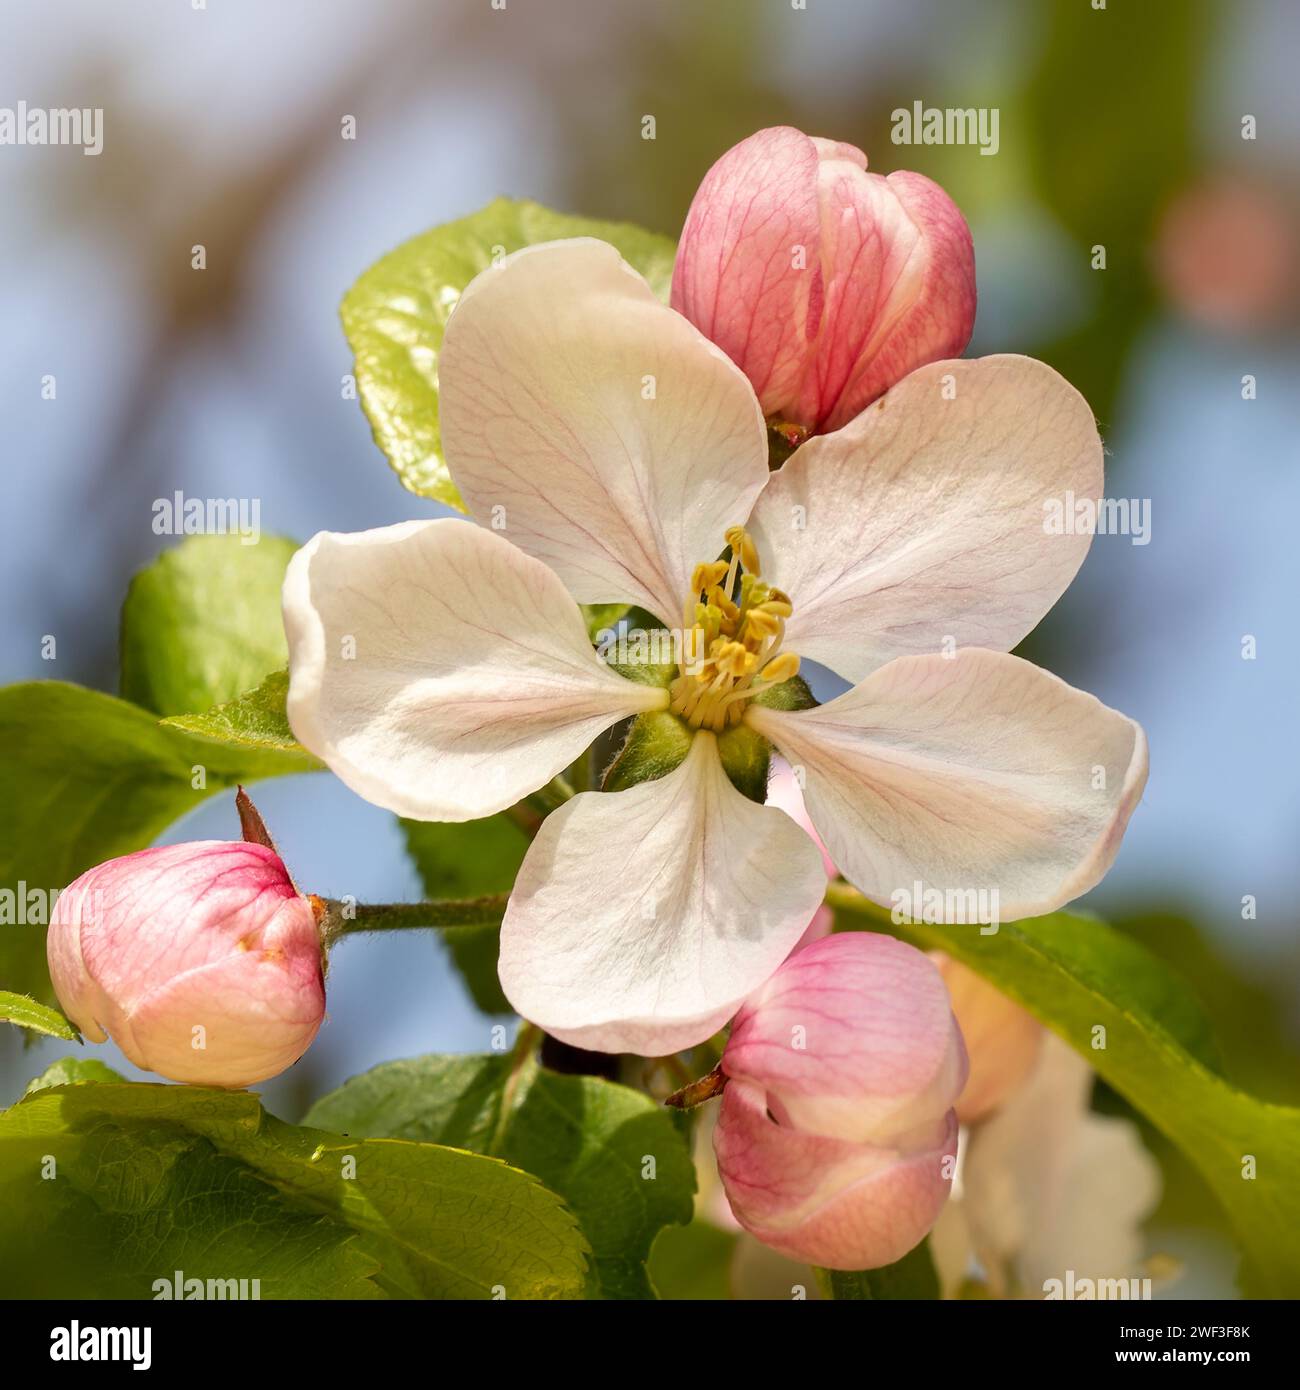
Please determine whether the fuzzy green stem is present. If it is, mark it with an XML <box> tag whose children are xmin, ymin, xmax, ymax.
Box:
<box><xmin>487</xmin><ymin>1022</ymin><xmax>543</xmax><ymax>1156</ymax></box>
<box><xmin>320</xmin><ymin>894</ymin><xmax>508</xmax><ymax>946</ymax></box>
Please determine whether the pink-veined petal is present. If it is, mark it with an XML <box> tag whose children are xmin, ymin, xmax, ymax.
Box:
<box><xmin>283</xmin><ymin>519</ymin><xmax>665</xmax><ymax>821</ymax></box>
<box><xmin>725</xmin><ymin>933</ymin><xmax>967</xmax><ymax>1146</ymax></box>
<box><xmin>747</xmin><ymin>649</ymin><xmax>1147</xmax><ymax>921</ymax></box>
<box><xmin>498</xmin><ymin>732</ymin><xmax>826</xmax><ymax>1055</ymax></box>
<box><xmin>440</xmin><ymin>239</ymin><xmax>768</xmax><ymax>627</ymax></box>
<box><xmin>797</xmin><ymin>166</ymin><xmax>976</xmax><ymax>432</ymax></box>
<box><xmin>670</xmin><ymin>126</ymin><xmax>825</xmax><ymax>416</ymax></box>
<box><xmin>748</xmin><ymin>355</ymin><xmax>1103</xmax><ymax>684</ymax></box>
<box><xmin>714</xmin><ymin>1079</ymin><xmax>958</xmax><ymax>1270</ymax></box>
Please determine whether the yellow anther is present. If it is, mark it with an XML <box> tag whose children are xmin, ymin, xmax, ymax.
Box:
<box><xmin>670</xmin><ymin>528</ymin><xmax>799</xmax><ymax>731</ymax></box>
<box><xmin>691</xmin><ymin>560</ymin><xmax>730</xmax><ymax>595</ymax></box>
<box><xmin>725</xmin><ymin>526</ymin><xmax>760</xmax><ymax>576</ymax></box>
<box><xmin>760</xmin><ymin>652</ymin><xmax>800</xmax><ymax>684</ymax></box>
<box><xmin>743</xmin><ymin>608</ymin><xmax>781</xmax><ymax>640</ymax></box>
<box><xmin>713</xmin><ymin>641</ymin><xmax>754</xmax><ymax>677</ymax></box>
<box><xmin>706</xmin><ymin>586</ymin><xmax>740</xmax><ymax>625</ymax></box>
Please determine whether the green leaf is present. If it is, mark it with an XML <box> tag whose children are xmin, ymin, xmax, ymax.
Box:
<box><xmin>120</xmin><ymin>534</ymin><xmax>300</xmax><ymax>717</ymax></box>
<box><xmin>402</xmin><ymin>815</ymin><xmax>530</xmax><ymax>1014</ymax></box>
<box><xmin>0</xmin><ymin>1081</ymin><xmax>588</xmax><ymax>1299</ymax></box>
<box><xmin>815</xmin><ymin>1240</ymin><xmax>940</xmax><ymax>1300</ymax></box>
<box><xmin>0</xmin><ymin>991</ymin><xmax>79</xmax><ymax>1041</ymax></box>
<box><xmin>306</xmin><ymin>1053</ymin><xmax>696</xmax><ymax>1299</ymax></box>
<box><xmin>830</xmin><ymin>890</ymin><xmax>1300</xmax><ymax>1296</ymax></box>
<box><xmin>0</xmin><ymin>682</ymin><xmax>313</xmax><ymax>1005</ymax></box>
<box><xmin>25</xmin><ymin>1057</ymin><xmax>124</xmax><ymax>1095</ymax></box>
<box><xmin>164</xmin><ymin>670</ymin><xmax>320</xmax><ymax>769</ymax></box>
<box><xmin>342</xmin><ymin>197</ymin><xmax>677</xmax><ymax>507</ymax></box>
<box><xmin>646</xmin><ymin>1219</ymin><xmax>738</xmax><ymax>1300</ymax></box>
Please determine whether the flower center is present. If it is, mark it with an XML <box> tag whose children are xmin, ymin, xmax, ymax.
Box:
<box><xmin>668</xmin><ymin>526</ymin><xmax>800</xmax><ymax>732</ymax></box>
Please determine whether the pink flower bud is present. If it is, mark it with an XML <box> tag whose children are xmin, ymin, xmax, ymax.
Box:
<box><xmin>932</xmin><ymin>951</ymin><xmax>1043</xmax><ymax>1124</ymax></box>
<box><xmin>671</xmin><ymin>126</ymin><xmax>976</xmax><ymax>435</ymax></box>
<box><xmin>48</xmin><ymin>841</ymin><xmax>325</xmax><ymax>1088</ymax></box>
<box><xmin>714</xmin><ymin>933</ymin><xmax>966</xmax><ymax>1269</ymax></box>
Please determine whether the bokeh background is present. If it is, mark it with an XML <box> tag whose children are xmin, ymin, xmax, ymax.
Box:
<box><xmin>2</xmin><ymin>0</ymin><xmax>1297</xmax><ymax>1296</ymax></box>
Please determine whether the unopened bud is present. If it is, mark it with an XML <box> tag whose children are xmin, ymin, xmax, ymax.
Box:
<box><xmin>48</xmin><ymin>841</ymin><xmax>326</xmax><ymax>1088</ymax></box>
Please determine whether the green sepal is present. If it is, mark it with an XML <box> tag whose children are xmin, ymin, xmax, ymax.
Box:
<box><xmin>716</xmin><ymin>723</ymin><xmax>771</xmax><ymax>803</ymax></box>
<box><xmin>752</xmin><ymin>673</ymin><xmax>818</xmax><ymax>712</ymax></box>
<box><xmin>602</xmin><ymin>710</ymin><xmax>692</xmax><ymax>791</ymax></box>
<box><xmin>580</xmin><ymin>602</ymin><xmax>631</xmax><ymax>643</ymax></box>
<box><xmin>600</xmin><ymin>627</ymin><xmax>680</xmax><ymax>690</ymax></box>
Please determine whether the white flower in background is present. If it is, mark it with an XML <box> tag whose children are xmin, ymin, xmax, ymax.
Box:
<box><xmin>283</xmin><ymin>237</ymin><xmax>1147</xmax><ymax>1055</ymax></box>
<box><xmin>929</xmin><ymin>1031</ymin><xmax>1162</xmax><ymax>1298</ymax></box>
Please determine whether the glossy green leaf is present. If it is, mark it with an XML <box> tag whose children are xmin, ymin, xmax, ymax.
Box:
<box><xmin>830</xmin><ymin>889</ymin><xmax>1300</xmax><ymax>1296</ymax></box>
<box><xmin>342</xmin><ymin>197</ymin><xmax>677</xmax><ymax>507</ymax></box>
<box><xmin>120</xmin><ymin>534</ymin><xmax>300</xmax><ymax>717</ymax></box>
<box><xmin>306</xmin><ymin>1053</ymin><xmax>695</xmax><ymax>1299</ymax></box>
<box><xmin>164</xmin><ymin>669</ymin><xmax>319</xmax><ymax>769</ymax></box>
<box><xmin>0</xmin><ymin>991</ymin><xmax>79</xmax><ymax>1041</ymax></box>
<box><xmin>24</xmin><ymin>1057</ymin><xmax>123</xmax><ymax>1095</ymax></box>
<box><xmin>0</xmin><ymin>1081</ymin><xmax>588</xmax><ymax>1299</ymax></box>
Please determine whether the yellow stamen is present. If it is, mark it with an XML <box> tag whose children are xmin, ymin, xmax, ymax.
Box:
<box><xmin>691</xmin><ymin>560</ymin><xmax>730</xmax><ymax>595</ymax></box>
<box><xmin>742</xmin><ymin>607</ymin><xmax>781</xmax><ymax>640</ymax></box>
<box><xmin>667</xmin><ymin>528</ymin><xmax>800</xmax><ymax>732</ymax></box>
<box><xmin>706</xmin><ymin>586</ymin><xmax>740</xmax><ymax>626</ymax></box>
<box><xmin>758</xmin><ymin>597</ymin><xmax>793</xmax><ymax>619</ymax></box>
<box><xmin>759</xmin><ymin>652</ymin><xmax>800</xmax><ymax>685</ymax></box>
<box><xmin>725</xmin><ymin>525</ymin><xmax>760</xmax><ymax>576</ymax></box>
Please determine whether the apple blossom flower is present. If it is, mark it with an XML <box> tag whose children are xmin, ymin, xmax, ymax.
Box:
<box><xmin>929</xmin><ymin>1033</ymin><xmax>1162</xmax><ymax>1297</ymax></box>
<box><xmin>713</xmin><ymin>933</ymin><xmax>966</xmax><ymax>1269</ymax></box>
<box><xmin>283</xmin><ymin>235</ymin><xmax>1146</xmax><ymax>1056</ymax></box>
<box><xmin>671</xmin><ymin>126</ymin><xmax>976</xmax><ymax>436</ymax></box>
<box><xmin>48</xmin><ymin>841</ymin><xmax>325</xmax><ymax>1088</ymax></box>
<box><xmin>932</xmin><ymin>951</ymin><xmax>1044</xmax><ymax>1124</ymax></box>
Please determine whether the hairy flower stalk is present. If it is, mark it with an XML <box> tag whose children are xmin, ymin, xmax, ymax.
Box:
<box><xmin>319</xmin><ymin>894</ymin><xmax>509</xmax><ymax>946</ymax></box>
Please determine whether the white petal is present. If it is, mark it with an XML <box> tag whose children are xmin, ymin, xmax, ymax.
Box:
<box><xmin>747</xmin><ymin>649</ymin><xmax>1147</xmax><ymax>920</ymax></box>
<box><xmin>440</xmin><ymin>239</ymin><xmax>769</xmax><ymax>627</ymax></box>
<box><xmin>747</xmin><ymin>355</ymin><xmax>1102</xmax><ymax>683</ymax></box>
<box><xmin>961</xmin><ymin>1036</ymin><xmax>1161</xmax><ymax>1293</ymax></box>
<box><xmin>283</xmin><ymin>519</ymin><xmax>665</xmax><ymax>821</ymax></box>
<box><xmin>498</xmin><ymin>732</ymin><xmax>827</xmax><ymax>1054</ymax></box>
